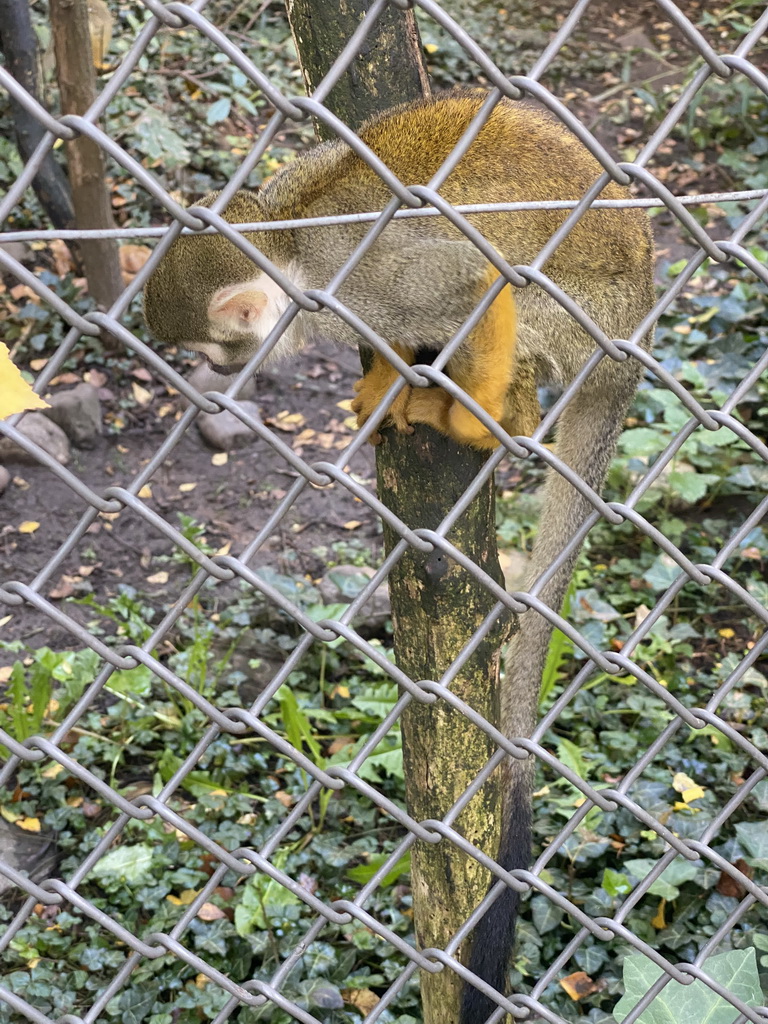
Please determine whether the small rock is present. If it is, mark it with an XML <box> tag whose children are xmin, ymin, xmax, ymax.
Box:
<box><xmin>197</xmin><ymin>400</ymin><xmax>262</xmax><ymax>451</ymax></box>
<box><xmin>319</xmin><ymin>564</ymin><xmax>391</xmax><ymax>631</ymax></box>
<box><xmin>43</xmin><ymin>382</ymin><xmax>102</xmax><ymax>448</ymax></box>
<box><xmin>0</xmin><ymin>817</ymin><xmax>58</xmax><ymax>898</ymax></box>
<box><xmin>183</xmin><ymin>362</ymin><xmax>257</xmax><ymax>408</ymax></box>
<box><xmin>0</xmin><ymin>413</ymin><xmax>70</xmax><ymax>465</ymax></box>
<box><xmin>0</xmin><ymin>240</ymin><xmax>31</xmax><ymax>264</ymax></box>
<box><xmin>0</xmin><ymin>466</ymin><xmax>9</xmax><ymax>495</ymax></box>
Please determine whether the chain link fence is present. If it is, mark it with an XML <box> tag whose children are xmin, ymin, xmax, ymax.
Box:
<box><xmin>2</xmin><ymin>1</ymin><xmax>768</xmax><ymax>1022</ymax></box>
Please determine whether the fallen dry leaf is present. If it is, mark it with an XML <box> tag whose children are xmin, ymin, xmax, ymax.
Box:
<box><xmin>344</xmin><ymin>989</ymin><xmax>379</xmax><ymax>1014</ymax></box>
<box><xmin>147</xmin><ymin>571</ymin><xmax>169</xmax><ymax>585</ymax></box>
<box><xmin>49</xmin><ymin>372</ymin><xmax>80</xmax><ymax>386</ymax></box>
<box><xmin>9</xmin><ymin>284</ymin><xmax>39</xmax><ymax>303</ymax></box>
<box><xmin>179</xmin><ymin>482</ymin><xmax>197</xmax><ymax>493</ymax></box>
<box><xmin>132</xmin><ymin>382</ymin><xmax>152</xmax><ymax>406</ymax></box>
<box><xmin>166</xmin><ymin>889</ymin><xmax>199</xmax><ymax>907</ymax></box>
<box><xmin>716</xmin><ymin>859</ymin><xmax>752</xmax><ymax>899</ymax></box>
<box><xmin>16</xmin><ymin>817</ymin><xmax>42</xmax><ymax>833</ymax></box>
<box><xmin>0</xmin><ymin>344</ymin><xmax>49</xmax><ymax>418</ymax></box>
<box><xmin>651</xmin><ymin>898</ymin><xmax>666</xmax><ymax>930</ymax></box>
<box><xmin>50</xmin><ymin>238</ymin><xmax>75</xmax><ymax>276</ymax></box>
<box><xmin>120</xmin><ymin>244</ymin><xmax>152</xmax><ymax>280</ymax></box>
<box><xmin>138</xmin><ymin>485</ymin><xmax>153</xmax><ymax>499</ymax></box>
<box><xmin>560</xmin><ymin>971</ymin><xmax>598</xmax><ymax>1000</ymax></box>
<box><xmin>84</xmin><ymin>368</ymin><xmax>108</xmax><ymax>388</ymax></box>
<box><xmin>211</xmin><ymin>452</ymin><xmax>228</xmax><ymax>466</ymax></box>
<box><xmin>48</xmin><ymin>575</ymin><xmax>76</xmax><ymax>599</ymax></box>
<box><xmin>267</xmin><ymin>410</ymin><xmax>306</xmax><ymax>432</ymax></box>
<box><xmin>18</xmin><ymin>521</ymin><xmax>40</xmax><ymax>534</ymax></box>
<box><xmin>197</xmin><ymin>903</ymin><xmax>226</xmax><ymax>922</ymax></box>
<box><xmin>342</xmin><ymin>520</ymin><xmax>362</xmax><ymax>531</ymax></box>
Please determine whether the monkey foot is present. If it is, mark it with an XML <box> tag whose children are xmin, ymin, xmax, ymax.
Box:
<box><xmin>352</xmin><ymin>376</ymin><xmax>414</xmax><ymax>444</ymax></box>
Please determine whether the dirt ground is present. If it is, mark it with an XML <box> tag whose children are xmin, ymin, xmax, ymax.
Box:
<box><xmin>0</xmin><ymin>336</ymin><xmax>531</xmax><ymax>655</ymax></box>
<box><xmin>1</xmin><ymin>342</ymin><xmax>371</xmax><ymax>650</ymax></box>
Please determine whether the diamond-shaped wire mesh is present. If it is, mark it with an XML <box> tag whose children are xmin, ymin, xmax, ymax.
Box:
<box><xmin>1</xmin><ymin>1</ymin><xmax>768</xmax><ymax>1022</ymax></box>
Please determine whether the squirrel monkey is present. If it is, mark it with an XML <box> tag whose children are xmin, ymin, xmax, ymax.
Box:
<box><xmin>144</xmin><ymin>90</ymin><xmax>654</xmax><ymax>1024</ymax></box>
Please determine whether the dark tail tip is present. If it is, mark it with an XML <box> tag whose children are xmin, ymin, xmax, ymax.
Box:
<box><xmin>459</xmin><ymin>794</ymin><xmax>532</xmax><ymax>1024</ymax></box>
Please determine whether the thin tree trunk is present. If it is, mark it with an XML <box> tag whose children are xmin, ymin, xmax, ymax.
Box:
<box><xmin>284</xmin><ymin>5</ymin><xmax>508</xmax><ymax>1022</ymax></box>
<box><xmin>0</xmin><ymin>0</ymin><xmax>75</xmax><ymax>231</ymax></box>
<box><xmin>49</xmin><ymin>0</ymin><xmax>122</xmax><ymax>311</ymax></box>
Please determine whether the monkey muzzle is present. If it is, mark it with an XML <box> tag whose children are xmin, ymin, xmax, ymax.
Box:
<box><xmin>205</xmin><ymin>358</ymin><xmax>247</xmax><ymax>375</ymax></box>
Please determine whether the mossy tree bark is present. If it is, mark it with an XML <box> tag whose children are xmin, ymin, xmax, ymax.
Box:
<box><xmin>49</xmin><ymin>0</ymin><xmax>123</xmax><ymax>313</ymax></box>
<box><xmin>284</xmin><ymin>6</ymin><xmax>508</xmax><ymax>1021</ymax></box>
<box><xmin>0</xmin><ymin>0</ymin><xmax>76</xmax><ymax>232</ymax></box>
<box><xmin>285</xmin><ymin>0</ymin><xmax>429</xmax><ymax>139</ymax></box>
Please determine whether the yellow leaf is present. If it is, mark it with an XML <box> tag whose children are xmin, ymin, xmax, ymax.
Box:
<box><xmin>166</xmin><ymin>888</ymin><xmax>199</xmax><ymax>906</ymax></box>
<box><xmin>336</xmin><ymin>399</ymin><xmax>354</xmax><ymax>411</ymax></box>
<box><xmin>157</xmin><ymin>402</ymin><xmax>174</xmax><ymax>418</ymax></box>
<box><xmin>179</xmin><ymin>482</ymin><xmax>197</xmax><ymax>493</ymax></box>
<box><xmin>211</xmin><ymin>452</ymin><xmax>228</xmax><ymax>466</ymax></box>
<box><xmin>343</xmin><ymin>415</ymin><xmax>358</xmax><ymax>430</ymax></box>
<box><xmin>42</xmin><ymin>763</ymin><xmax>65</xmax><ymax>779</ymax></box>
<box><xmin>651</xmin><ymin>898</ymin><xmax>666</xmax><ymax>929</ymax></box>
<box><xmin>681</xmin><ymin>785</ymin><xmax>706</xmax><ymax>803</ymax></box>
<box><xmin>17</xmin><ymin>817</ymin><xmax>41</xmax><ymax>832</ymax></box>
<box><xmin>672</xmin><ymin>772</ymin><xmax>697</xmax><ymax>794</ymax></box>
<box><xmin>718</xmin><ymin>628</ymin><xmax>735</xmax><ymax>639</ymax></box>
<box><xmin>0</xmin><ymin>666</ymin><xmax>11</xmax><ymax>684</ymax></box>
<box><xmin>18</xmin><ymin>521</ymin><xmax>40</xmax><ymax>534</ymax></box>
<box><xmin>138</xmin><ymin>484</ymin><xmax>153</xmax><ymax>499</ymax></box>
<box><xmin>0</xmin><ymin>807</ymin><xmax>20</xmax><ymax>823</ymax></box>
<box><xmin>331</xmin><ymin>685</ymin><xmax>350</xmax><ymax>699</ymax></box>
<box><xmin>0</xmin><ymin>343</ymin><xmax>49</xmax><ymax>418</ymax></box>
<box><xmin>215</xmin><ymin>541</ymin><xmax>232</xmax><ymax>557</ymax></box>
<box><xmin>343</xmin><ymin>520</ymin><xmax>362</xmax><ymax>530</ymax></box>
<box><xmin>131</xmin><ymin>382</ymin><xmax>152</xmax><ymax>405</ymax></box>
<box><xmin>269</xmin><ymin>410</ymin><xmax>306</xmax><ymax>432</ymax></box>
<box><xmin>424</xmin><ymin>42</ymin><xmax>439</xmax><ymax>53</ymax></box>
<box><xmin>147</xmin><ymin>571</ymin><xmax>169</xmax><ymax>584</ymax></box>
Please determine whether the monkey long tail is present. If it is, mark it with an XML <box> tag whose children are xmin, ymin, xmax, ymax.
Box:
<box><xmin>460</xmin><ymin>756</ymin><xmax>533</xmax><ymax>1024</ymax></box>
<box><xmin>460</xmin><ymin>359</ymin><xmax>644</xmax><ymax>1024</ymax></box>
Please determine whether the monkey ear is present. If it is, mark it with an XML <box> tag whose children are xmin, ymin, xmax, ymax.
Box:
<box><xmin>208</xmin><ymin>284</ymin><xmax>268</xmax><ymax>331</ymax></box>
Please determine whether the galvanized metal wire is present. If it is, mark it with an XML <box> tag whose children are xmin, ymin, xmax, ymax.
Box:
<box><xmin>2</xmin><ymin>1</ymin><xmax>768</xmax><ymax>1022</ymax></box>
